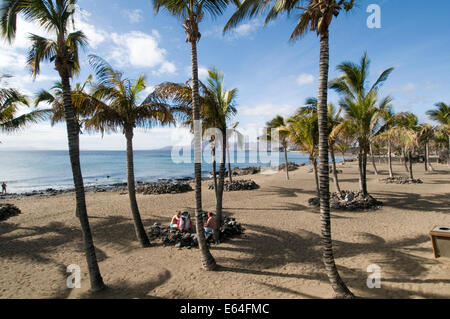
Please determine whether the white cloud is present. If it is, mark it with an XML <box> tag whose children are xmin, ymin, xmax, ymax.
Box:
<box><xmin>184</xmin><ymin>66</ymin><xmax>209</xmax><ymax>81</ymax></box>
<box><xmin>204</xmin><ymin>19</ymin><xmax>262</xmax><ymax>40</ymax></box>
<box><xmin>230</xmin><ymin>20</ymin><xmax>262</xmax><ymax>39</ymax></box>
<box><xmin>296</xmin><ymin>73</ymin><xmax>315</xmax><ymax>86</ymax></box>
<box><xmin>110</xmin><ymin>31</ymin><xmax>176</xmax><ymax>75</ymax></box>
<box><xmin>0</xmin><ymin>48</ymin><xmax>27</xmax><ymax>72</ymax></box>
<box><xmin>154</xmin><ymin>61</ymin><xmax>177</xmax><ymax>76</ymax></box>
<box><xmin>241</xmin><ymin>104</ymin><xmax>297</xmax><ymax>118</ymax></box>
<box><xmin>125</xmin><ymin>9</ymin><xmax>144</xmax><ymax>24</ymax></box>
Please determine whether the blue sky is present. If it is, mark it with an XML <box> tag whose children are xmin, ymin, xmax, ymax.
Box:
<box><xmin>1</xmin><ymin>0</ymin><xmax>449</xmax><ymax>150</ymax></box>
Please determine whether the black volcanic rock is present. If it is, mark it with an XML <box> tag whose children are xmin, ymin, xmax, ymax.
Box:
<box><xmin>308</xmin><ymin>190</ymin><xmax>383</xmax><ymax>211</ymax></box>
<box><xmin>208</xmin><ymin>179</ymin><xmax>259</xmax><ymax>192</ymax></box>
<box><xmin>136</xmin><ymin>183</ymin><xmax>193</xmax><ymax>195</ymax></box>
<box><xmin>0</xmin><ymin>204</ymin><xmax>21</xmax><ymax>221</ymax></box>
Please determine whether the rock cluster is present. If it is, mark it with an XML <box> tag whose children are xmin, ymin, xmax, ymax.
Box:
<box><xmin>379</xmin><ymin>177</ymin><xmax>423</xmax><ymax>184</ymax></box>
<box><xmin>278</xmin><ymin>162</ymin><xmax>302</xmax><ymax>171</ymax></box>
<box><xmin>208</xmin><ymin>180</ymin><xmax>259</xmax><ymax>192</ymax></box>
<box><xmin>231</xmin><ymin>166</ymin><xmax>261</xmax><ymax>176</ymax></box>
<box><xmin>0</xmin><ymin>204</ymin><xmax>21</xmax><ymax>221</ymax></box>
<box><xmin>308</xmin><ymin>190</ymin><xmax>383</xmax><ymax>211</ymax></box>
<box><xmin>147</xmin><ymin>215</ymin><xmax>244</xmax><ymax>248</ymax></box>
<box><xmin>136</xmin><ymin>183</ymin><xmax>193</xmax><ymax>195</ymax></box>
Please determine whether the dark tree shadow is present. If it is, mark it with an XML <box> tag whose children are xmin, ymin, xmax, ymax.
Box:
<box><xmin>213</xmin><ymin>224</ymin><xmax>447</xmax><ymax>298</ymax></box>
<box><xmin>76</xmin><ymin>269</ymin><xmax>171</xmax><ymax>299</ymax></box>
<box><xmin>375</xmin><ymin>191</ymin><xmax>450</xmax><ymax>213</ymax></box>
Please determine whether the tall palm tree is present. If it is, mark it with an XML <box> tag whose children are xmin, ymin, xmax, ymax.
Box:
<box><xmin>153</xmin><ymin>0</ymin><xmax>237</xmax><ymax>270</ymax></box>
<box><xmin>152</xmin><ymin>70</ymin><xmax>238</xmax><ymax>243</ymax></box>
<box><xmin>288</xmin><ymin>113</ymin><xmax>319</xmax><ymax>197</ymax></box>
<box><xmin>396</xmin><ymin>112</ymin><xmax>419</xmax><ymax>180</ymax></box>
<box><xmin>86</xmin><ymin>55</ymin><xmax>177</xmax><ymax>247</ymax></box>
<box><xmin>418</xmin><ymin>124</ymin><xmax>435</xmax><ymax>172</ymax></box>
<box><xmin>1</xmin><ymin>0</ymin><xmax>105</xmax><ymax>291</ymax></box>
<box><xmin>1</xmin><ymin>74</ymin><xmax>49</xmax><ymax>134</ymax></box>
<box><xmin>375</xmin><ymin>106</ymin><xmax>398</xmax><ymax>178</ymax></box>
<box><xmin>226</xmin><ymin>121</ymin><xmax>244</xmax><ymax>182</ymax></box>
<box><xmin>225</xmin><ymin>0</ymin><xmax>356</xmax><ymax>298</ymax></box>
<box><xmin>204</xmin><ymin>68</ymin><xmax>238</xmax><ymax>242</ymax></box>
<box><xmin>426</xmin><ymin>102</ymin><xmax>449</xmax><ymax>167</ymax></box>
<box><xmin>262</xmin><ymin>115</ymin><xmax>290</xmax><ymax>180</ymax></box>
<box><xmin>330</xmin><ymin>53</ymin><xmax>394</xmax><ymax>196</ymax></box>
<box><xmin>300</xmin><ymin>97</ymin><xmax>344</xmax><ymax>195</ymax></box>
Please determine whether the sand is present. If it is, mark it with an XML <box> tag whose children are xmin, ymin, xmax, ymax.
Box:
<box><xmin>0</xmin><ymin>161</ymin><xmax>449</xmax><ymax>299</ymax></box>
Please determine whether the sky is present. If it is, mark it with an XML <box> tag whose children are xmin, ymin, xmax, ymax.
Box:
<box><xmin>1</xmin><ymin>0</ymin><xmax>449</xmax><ymax>150</ymax></box>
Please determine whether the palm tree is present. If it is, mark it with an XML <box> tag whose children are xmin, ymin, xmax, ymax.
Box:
<box><xmin>426</xmin><ymin>102</ymin><xmax>449</xmax><ymax>167</ymax></box>
<box><xmin>1</xmin><ymin>0</ymin><xmax>105</xmax><ymax>291</ymax></box>
<box><xmin>226</xmin><ymin>122</ymin><xmax>244</xmax><ymax>182</ymax></box>
<box><xmin>85</xmin><ymin>55</ymin><xmax>177</xmax><ymax>247</ymax></box>
<box><xmin>418</xmin><ymin>124</ymin><xmax>435</xmax><ymax>172</ymax></box>
<box><xmin>1</xmin><ymin>74</ymin><xmax>49</xmax><ymax>134</ymax></box>
<box><xmin>298</xmin><ymin>97</ymin><xmax>343</xmax><ymax>194</ymax></box>
<box><xmin>225</xmin><ymin>0</ymin><xmax>356</xmax><ymax>298</ymax></box>
<box><xmin>330</xmin><ymin>52</ymin><xmax>394</xmax><ymax>196</ymax></box>
<box><xmin>396</xmin><ymin>112</ymin><xmax>419</xmax><ymax>180</ymax></box>
<box><xmin>204</xmin><ymin>68</ymin><xmax>238</xmax><ymax>242</ymax></box>
<box><xmin>375</xmin><ymin>106</ymin><xmax>398</xmax><ymax>178</ymax></box>
<box><xmin>152</xmin><ymin>70</ymin><xmax>238</xmax><ymax>243</ymax></box>
<box><xmin>153</xmin><ymin>0</ymin><xmax>237</xmax><ymax>271</ymax></box>
<box><xmin>262</xmin><ymin>115</ymin><xmax>290</xmax><ymax>180</ymax></box>
<box><xmin>35</xmin><ymin>75</ymin><xmax>94</xmax><ymax>134</ymax></box>
<box><xmin>288</xmin><ymin>113</ymin><xmax>319</xmax><ymax>197</ymax></box>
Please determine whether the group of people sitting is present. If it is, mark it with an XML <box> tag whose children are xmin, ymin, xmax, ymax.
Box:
<box><xmin>170</xmin><ymin>210</ymin><xmax>216</xmax><ymax>234</ymax></box>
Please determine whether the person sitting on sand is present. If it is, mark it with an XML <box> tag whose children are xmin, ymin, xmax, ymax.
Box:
<box><xmin>170</xmin><ymin>211</ymin><xmax>181</xmax><ymax>229</ymax></box>
<box><xmin>1</xmin><ymin>182</ymin><xmax>6</xmax><ymax>195</ymax></box>
<box><xmin>204</xmin><ymin>212</ymin><xmax>216</xmax><ymax>234</ymax></box>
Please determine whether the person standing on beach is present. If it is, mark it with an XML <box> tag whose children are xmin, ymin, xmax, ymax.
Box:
<box><xmin>1</xmin><ymin>182</ymin><xmax>6</xmax><ymax>194</ymax></box>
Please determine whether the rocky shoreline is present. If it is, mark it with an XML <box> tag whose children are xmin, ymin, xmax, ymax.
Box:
<box><xmin>1</xmin><ymin>163</ymin><xmax>306</xmax><ymax>200</ymax></box>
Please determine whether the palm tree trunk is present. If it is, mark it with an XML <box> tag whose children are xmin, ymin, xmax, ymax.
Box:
<box><xmin>317</xmin><ymin>31</ymin><xmax>354</xmax><ymax>299</ymax></box>
<box><xmin>60</xmin><ymin>73</ymin><xmax>105</xmax><ymax>292</ymax></box>
<box><xmin>341</xmin><ymin>152</ymin><xmax>346</xmax><ymax>165</ymax></box>
<box><xmin>190</xmin><ymin>38</ymin><xmax>216</xmax><ymax>270</ymax></box>
<box><xmin>370</xmin><ymin>144</ymin><xmax>378</xmax><ymax>175</ymax></box>
<box><xmin>403</xmin><ymin>147</ymin><xmax>409</xmax><ymax>172</ymax></box>
<box><xmin>424</xmin><ymin>145</ymin><xmax>428</xmax><ymax>172</ymax></box>
<box><xmin>212</xmin><ymin>146</ymin><xmax>218</xmax><ymax>197</ymax></box>
<box><xmin>227</xmin><ymin>144</ymin><xmax>233</xmax><ymax>183</ymax></box>
<box><xmin>214</xmin><ymin>130</ymin><xmax>226</xmax><ymax>242</ymax></box>
<box><xmin>284</xmin><ymin>146</ymin><xmax>290</xmax><ymax>180</ymax></box>
<box><xmin>408</xmin><ymin>150</ymin><xmax>414</xmax><ymax>180</ymax></box>
<box><xmin>388</xmin><ymin>142</ymin><xmax>393</xmax><ymax>178</ymax></box>
<box><xmin>125</xmin><ymin>127</ymin><xmax>150</xmax><ymax>247</ymax></box>
<box><xmin>362</xmin><ymin>146</ymin><xmax>368</xmax><ymax>196</ymax></box>
<box><xmin>330</xmin><ymin>145</ymin><xmax>341</xmax><ymax>195</ymax></box>
<box><xmin>447</xmin><ymin>134</ymin><xmax>450</xmax><ymax>168</ymax></box>
<box><xmin>312</xmin><ymin>156</ymin><xmax>320</xmax><ymax>198</ymax></box>
<box><xmin>426</xmin><ymin>143</ymin><xmax>433</xmax><ymax>172</ymax></box>
<box><xmin>358</xmin><ymin>146</ymin><xmax>364</xmax><ymax>193</ymax></box>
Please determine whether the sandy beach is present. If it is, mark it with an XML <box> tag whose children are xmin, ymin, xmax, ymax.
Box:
<box><xmin>0</xmin><ymin>161</ymin><xmax>449</xmax><ymax>299</ymax></box>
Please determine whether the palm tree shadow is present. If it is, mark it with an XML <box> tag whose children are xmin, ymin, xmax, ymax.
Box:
<box><xmin>77</xmin><ymin>269</ymin><xmax>171</xmax><ymax>299</ymax></box>
<box><xmin>214</xmin><ymin>224</ymin><xmax>445</xmax><ymax>298</ymax></box>
<box><xmin>375</xmin><ymin>191</ymin><xmax>450</xmax><ymax>213</ymax></box>
<box><xmin>256</xmin><ymin>186</ymin><xmax>316</xmax><ymax>198</ymax></box>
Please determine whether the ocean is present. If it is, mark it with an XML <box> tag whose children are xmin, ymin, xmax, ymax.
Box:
<box><xmin>0</xmin><ymin>149</ymin><xmax>317</xmax><ymax>194</ymax></box>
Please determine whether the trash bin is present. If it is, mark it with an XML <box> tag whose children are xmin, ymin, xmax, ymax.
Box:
<box><xmin>430</xmin><ymin>226</ymin><xmax>450</xmax><ymax>258</ymax></box>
